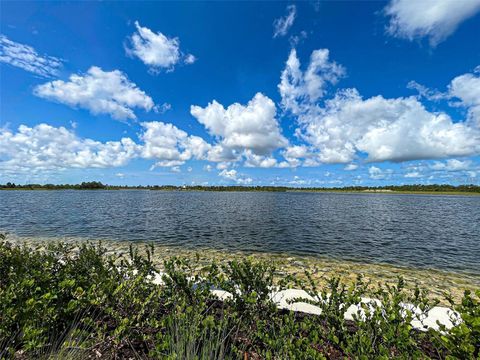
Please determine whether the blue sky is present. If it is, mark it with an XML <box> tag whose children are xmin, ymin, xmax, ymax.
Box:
<box><xmin>1</xmin><ymin>1</ymin><xmax>480</xmax><ymax>186</ymax></box>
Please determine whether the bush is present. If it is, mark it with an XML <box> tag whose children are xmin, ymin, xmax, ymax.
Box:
<box><xmin>434</xmin><ymin>290</ymin><xmax>480</xmax><ymax>359</ymax></box>
<box><xmin>0</xmin><ymin>238</ymin><xmax>478</xmax><ymax>359</ymax></box>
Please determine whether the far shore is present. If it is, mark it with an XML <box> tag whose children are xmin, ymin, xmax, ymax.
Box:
<box><xmin>6</xmin><ymin>236</ymin><xmax>479</xmax><ymax>304</ymax></box>
<box><xmin>1</xmin><ymin>181</ymin><xmax>479</xmax><ymax>195</ymax></box>
<box><xmin>287</xmin><ymin>189</ymin><xmax>480</xmax><ymax>196</ymax></box>
<box><xmin>1</xmin><ymin>188</ymin><xmax>479</xmax><ymax>196</ymax></box>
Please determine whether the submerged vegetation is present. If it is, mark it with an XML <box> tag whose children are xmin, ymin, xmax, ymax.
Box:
<box><xmin>0</xmin><ymin>238</ymin><xmax>479</xmax><ymax>359</ymax></box>
<box><xmin>1</xmin><ymin>182</ymin><xmax>479</xmax><ymax>194</ymax></box>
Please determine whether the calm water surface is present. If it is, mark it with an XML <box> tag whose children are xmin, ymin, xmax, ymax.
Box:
<box><xmin>1</xmin><ymin>190</ymin><xmax>479</xmax><ymax>275</ymax></box>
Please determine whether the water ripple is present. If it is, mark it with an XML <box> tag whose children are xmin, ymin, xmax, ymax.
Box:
<box><xmin>0</xmin><ymin>190</ymin><xmax>479</xmax><ymax>275</ymax></box>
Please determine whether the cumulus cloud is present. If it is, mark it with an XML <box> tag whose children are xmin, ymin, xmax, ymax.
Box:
<box><xmin>216</xmin><ymin>162</ymin><xmax>231</xmax><ymax>170</ymax></box>
<box><xmin>368</xmin><ymin>166</ymin><xmax>393</xmax><ymax>180</ymax></box>
<box><xmin>384</xmin><ymin>0</ymin><xmax>480</xmax><ymax>46</ymax></box>
<box><xmin>0</xmin><ymin>124</ymin><xmax>139</xmax><ymax>174</ymax></box>
<box><xmin>289</xmin><ymin>175</ymin><xmax>308</xmax><ymax>185</ymax></box>
<box><xmin>225</xmin><ymin>170</ymin><xmax>253</xmax><ymax>185</ymax></box>
<box><xmin>448</xmin><ymin>70</ymin><xmax>480</xmax><ymax>126</ymax></box>
<box><xmin>126</xmin><ymin>21</ymin><xmax>195</xmax><ymax>72</ymax></box>
<box><xmin>279</xmin><ymin>48</ymin><xmax>345</xmax><ymax>115</ymax></box>
<box><xmin>218</xmin><ymin>169</ymin><xmax>253</xmax><ymax>184</ymax></box>
<box><xmin>0</xmin><ymin>35</ymin><xmax>63</xmax><ymax>77</ymax></box>
<box><xmin>278</xmin><ymin>145</ymin><xmax>313</xmax><ymax>168</ymax></box>
<box><xmin>404</xmin><ymin>171</ymin><xmax>422</xmax><ymax>178</ymax></box>
<box><xmin>410</xmin><ymin>67</ymin><xmax>480</xmax><ymax>126</ymax></box>
<box><xmin>0</xmin><ymin>121</ymin><xmax>213</xmax><ymax>174</ymax></box>
<box><xmin>430</xmin><ymin>159</ymin><xmax>472</xmax><ymax>171</ymax></box>
<box><xmin>243</xmin><ymin>151</ymin><xmax>278</xmax><ymax>168</ymax></box>
<box><xmin>303</xmin><ymin>89</ymin><xmax>480</xmax><ymax>163</ymax></box>
<box><xmin>191</xmin><ymin>93</ymin><xmax>288</xmax><ymax>159</ymax></box>
<box><xmin>34</xmin><ymin>66</ymin><xmax>155</xmax><ymax>121</ymax></box>
<box><xmin>184</xmin><ymin>53</ymin><xmax>197</xmax><ymax>65</ymax></box>
<box><xmin>279</xmin><ymin>49</ymin><xmax>480</xmax><ymax>164</ymax></box>
<box><xmin>283</xmin><ymin>145</ymin><xmax>309</xmax><ymax>160</ymax></box>
<box><xmin>273</xmin><ymin>5</ymin><xmax>297</xmax><ymax>38</ymax></box>
<box><xmin>344</xmin><ymin>163</ymin><xmax>358</xmax><ymax>171</ymax></box>
<box><xmin>140</xmin><ymin>121</ymin><xmax>211</xmax><ymax>168</ymax></box>
<box><xmin>218</xmin><ymin>169</ymin><xmax>237</xmax><ymax>181</ymax></box>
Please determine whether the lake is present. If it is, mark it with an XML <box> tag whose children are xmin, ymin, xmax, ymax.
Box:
<box><xmin>1</xmin><ymin>190</ymin><xmax>479</xmax><ymax>275</ymax></box>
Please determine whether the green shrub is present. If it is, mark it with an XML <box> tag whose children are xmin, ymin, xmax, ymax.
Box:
<box><xmin>435</xmin><ymin>290</ymin><xmax>480</xmax><ymax>359</ymax></box>
<box><xmin>0</xmin><ymin>238</ymin><xmax>478</xmax><ymax>359</ymax></box>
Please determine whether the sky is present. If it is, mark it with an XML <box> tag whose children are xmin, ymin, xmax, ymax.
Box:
<box><xmin>1</xmin><ymin>0</ymin><xmax>480</xmax><ymax>187</ymax></box>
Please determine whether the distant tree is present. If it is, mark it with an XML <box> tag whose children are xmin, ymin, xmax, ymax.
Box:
<box><xmin>79</xmin><ymin>181</ymin><xmax>105</xmax><ymax>189</ymax></box>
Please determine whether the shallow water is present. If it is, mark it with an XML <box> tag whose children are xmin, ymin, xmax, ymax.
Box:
<box><xmin>1</xmin><ymin>190</ymin><xmax>479</xmax><ymax>275</ymax></box>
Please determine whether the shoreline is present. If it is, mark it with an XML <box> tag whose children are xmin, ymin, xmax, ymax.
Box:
<box><xmin>1</xmin><ymin>188</ymin><xmax>479</xmax><ymax>196</ymax></box>
<box><xmin>6</xmin><ymin>236</ymin><xmax>479</xmax><ymax>303</ymax></box>
<box><xmin>3</xmin><ymin>238</ymin><xmax>475</xmax><ymax>358</ymax></box>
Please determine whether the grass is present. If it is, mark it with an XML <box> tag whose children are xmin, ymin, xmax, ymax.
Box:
<box><xmin>0</xmin><ymin>238</ymin><xmax>479</xmax><ymax>359</ymax></box>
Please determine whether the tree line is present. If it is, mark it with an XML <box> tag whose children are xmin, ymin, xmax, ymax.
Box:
<box><xmin>1</xmin><ymin>181</ymin><xmax>479</xmax><ymax>193</ymax></box>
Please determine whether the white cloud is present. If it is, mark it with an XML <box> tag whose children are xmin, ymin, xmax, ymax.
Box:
<box><xmin>140</xmin><ymin>121</ymin><xmax>211</xmax><ymax>168</ymax></box>
<box><xmin>289</xmin><ymin>175</ymin><xmax>308</xmax><ymax>185</ymax></box>
<box><xmin>344</xmin><ymin>163</ymin><xmax>358</xmax><ymax>171</ymax></box>
<box><xmin>407</xmin><ymin>81</ymin><xmax>447</xmax><ymax>101</ymax></box>
<box><xmin>243</xmin><ymin>151</ymin><xmax>278</xmax><ymax>168</ymax></box>
<box><xmin>430</xmin><ymin>159</ymin><xmax>472</xmax><ymax>171</ymax></box>
<box><xmin>410</xmin><ymin>68</ymin><xmax>480</xmax><ymax>126</ymax></box>
<box><xmin>283</xmin><ymin>144</ymin><xmax>309</xmax><ymax>159</ymax></box>
<box><xmin>191</xmin><ymin>92</ymin><xmax>288</xmax><ymax>159</ymax></box>
<box><xmin>184</xmin><ymin>53</ymin><xmax>196</xmax><ymax>65</ymax></box>
<box><xmin>303</xmin><ymin>158</ymin><xmax>320</xmax><ymax>167</ymax></box>
<box><xmin>385</xmin><ymin>0</ymin><xmax>480</xmax><ymax>46</ymax></box>
<box><xmin>238</xmin><ymin>177</ymin><xmax>253</xmax><ymax>185</ymax></box>
<box><xmin>156</xmin><ymin>102</ymin><xmax>172</xmax><ymax>114</ymax></box>
<box><xmin>126</xmin><ymin>21</ymin><xmax>194</xmax><ymax>72</ymax></box>
<box><xmin>448</xmin><ymin>71</ymin><xmax>480</xmax><ymax>126</ymax></box>
<box><xmin>218</xmin><ymin>169</ymin><xmax>252</xmax><ymax>184</ymax></box>
<box><xmin>280</xmin><ymin>50</ymin><xmax>480</xmax><ymax>164</ymax></box>
<box><xmin>202</xmin><ymin>145</ymin><xmax>236</xmax><ymax>163</ymax></box>
<box><xmin>216</xmin><ymin>162</ymin><xmax>231</xmax><ymax>170</ymax></box>
<box><xmin>0</xmin><ymin>121</ymin><xmax>214</xmax><ymax>174</ymax></box>
<box><xmin>273</xmin><ymin>5</ymin><xmax>297</xmax><ymax>38</ymax></box>
<box><xmin>404</xmin><ymin>171</ymin><xmax>422</xmax><ymax>178</ymax></box>
<box><xmin>279</xmin><ymin>48</ymin><xmax>345</xmax><ymax>115</ymax></box>
<box><xmin>0</xmin><ymin>35</ymin><xmax>63</xmax><ymax>77</ymax></box>
<box><xmin>368</xmin><ymin>166</ymin><xmax>393</xmax><ymax>180</ymax></box>
<box><xmin>34</xmin><ymin>66</ymin><xmax>155</xmax><ymax>121</ymax></box>
<box><xmin>218</xmin><ymin>169</ymin><xmax>237</xmax><ymax>181</ymax></box>
<box><xmin>0</xmin><ymin>124</ymin><xmax>139</xmax><ymax>174</ymax></box>
<box><xmin>150</xmin><ymin>160</ymin><xmax>185</xmax><ymax>169</ymax></box>
<box><xmin>278</xmin><ymin>145</ymin><xmax>312</xmax><ymax>168</ymax></box>
<box><xmin>306</xmin><ymin>89</ymin><xmax>480</xmax><ymax>163</ymax></box>
<box><xmin>289</xmin><ymin>30</ymin><xmax>308</xmax><ymax>47</ymax></box>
